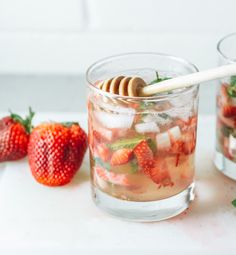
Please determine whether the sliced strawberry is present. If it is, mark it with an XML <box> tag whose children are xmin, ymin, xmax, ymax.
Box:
<box><xmin>93</xmin><ymin>129</ymin><xmax>113</xmax><ymax>143</ymax></box>
<box><xmin>223</xmin><ymin>137</ymin><xmax>234</xmax><ymax>160</ymax></box>
<box><xmin>168</xmin><ymin>126</ymin><xmax>184</xmax><ymax>154</ymax></box>
<box><xmin>219</xmin><ymin>83</ymin><xmax>230</xmax><ymax>107</ymax></box>
<box><xmin>94</xmin><ymin>166</ymin><xmax>132</xmax><ymax>186</ymax></box>
<box><xmin>96</xmin><ymin>143</ymin><xmax>111</xmax><ymax>162</ymax></box>
<box><xmin>218</xmin><ymin>111</ymin><xmax>236</xmax><ymax>128</ymax></box>
<box><xmin>148</xmin><ymin>158</ymin><xmax>173</xmax><ymax>187</ymax></box>
<box><xmin>133</xmin><ymin>140</ymin><xmax>154</xmax><ymax>172</ymax></box>
<box><xmin>222</xmin><ymin>105</ymin><xmax>236</xmax><ymax>118</ymax></box>
<box><xmin>110</xmin><ymin>148</ymin><xmax>133</xmax><ymax>166</ymax></box>
<box><xmin>182</xmin><ymin>131</ymin><xmax>196</xmax><ymax>155</ymax></box>
<box><xmin>170</xmin><ymin>140</ymin><xmax>184</xmax><ymax>154</ymax></box>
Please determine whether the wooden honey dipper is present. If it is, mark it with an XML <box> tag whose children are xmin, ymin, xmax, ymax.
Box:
<box><xmin>97</xmin><ymin>64</ymin><xmax>236</xmax><ymax>97</ymax></box>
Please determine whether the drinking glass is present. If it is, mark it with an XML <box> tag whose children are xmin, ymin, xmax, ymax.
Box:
<box><xmin>215</xmin><ymin>33</ymin><xmax>236</xmax><ymax>179</ymax></box>
<box><xmin>87</xmin><ymin>53</ymin><xmax>199</xmax><ymax>221</ymax></box>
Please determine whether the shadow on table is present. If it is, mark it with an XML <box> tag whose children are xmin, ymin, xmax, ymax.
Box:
<box><xmin>68</xmin><ymin>156</ymin><xmax>90</xmax><ymax>187</ymax></box>
<box><xmin>171</xmin><ymin>163</ymin><xmax>236</xmax><ymax>222</ymax></box>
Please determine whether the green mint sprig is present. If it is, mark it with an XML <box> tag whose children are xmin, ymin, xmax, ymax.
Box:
<box><xmin>232</xmin><ymin>199</ymin><xmax>236</xmax><ymax>208</ymax></box>
<box><xmin>149</xmin><ymin>71</ymin><xmax>171</xmax><ymax>85</ymax></box>
<box><xmin>227</xmin><ymin>76</ymin><xmax>236</xmax><ymax>97</ymax></box>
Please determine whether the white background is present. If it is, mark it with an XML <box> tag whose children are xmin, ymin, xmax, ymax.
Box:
<box><xmin>0</xmin><ymin>0</ymin><xmax>235</xmax><ymax>112</ymax></box>
<box><xmin>0</xmin><ymin>0</ymin><xmax>235</xmax><ymax>74</ymax></box>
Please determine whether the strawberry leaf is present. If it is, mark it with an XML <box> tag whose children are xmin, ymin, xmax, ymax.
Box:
<box><xmin>10</xmin><ymin>107</ymin><xmax>35</xmax><ymax>134</ymax></box>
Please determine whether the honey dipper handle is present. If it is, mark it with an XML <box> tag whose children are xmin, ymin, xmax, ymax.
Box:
<box><xmin>139</xmin><ymin>63</ymin><xmax>236</xmax><ymax>96</ymax></box>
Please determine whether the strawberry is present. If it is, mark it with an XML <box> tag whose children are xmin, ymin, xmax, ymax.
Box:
<box><xmin>218</xmin><ymin>84</ymin><xmax>230</xmax><ymax>107</ymax></box>
<box><xmin>28</xmin><ymin>122</ymin><xmax>87</xmax><ymax>186</ymax></box>
<box><xmin>182</xmin><ymin>131</ymin><xmax>196</xmax><ymax>155</ymax></box>
<box><xmin>110</xmin><ymin>148</ymin><xmax>133</xmax><ymax>166</ymax></box>
<box><xmin>146</xmin><ymin>158</ymin><xmax>173</xmax><ymax>187</ymax></box>
<box><xmin>0</xmin><ymin>108</ymin><xmax>34</xmax><ymax>162</ymax></box>
<box><xmin>218</xmin><ymin>111</ymin><xmax>236</xmax><ymax>128</ymax></box>
<box><xmin>133</xmin><ymin>140</ymin><xmax>173</xmax><ymax>186</ymax></box>
<box><xmin>94</xmin><ymin>166</ymin><xmax>132</xmax><ymax>187</ymax></box>
<box><xmin>96</xmin><ymin>143</ymin><xmax>111</xmax><ymax>162</ymax></box>
<box><xmin>133</xmin><ymin>140</ymin><xmax>154</xmax><ymax>173</ymax></box>
<box><xmin>149</xmin><ymin>166</ymin><xmax>173</xmax><ymax>187</ymax></box>
<box><xmin>222</xmin><ymin>105</ymin><xmax>236</xmax><ymax>118</ymax></box>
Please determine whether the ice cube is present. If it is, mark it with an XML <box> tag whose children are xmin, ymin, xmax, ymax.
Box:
<box><xmin>94</xmin><ymin>110</ymin><xmax>135</xmax><ymax>129</ymax></box>
<box><xmin>94</xmin><ymin>167</ymin><xmax>109</xmax><ymax>190</ymax></box>
<box><xmin>170</xmin><ymin>93</ymin><xmax>193</xmax><ymax>107</ymax></box>
<box><xmin>142</xmin><ymin>113</ymin><xmax>156</xmax><ymax>123</ymax></box>
<box><xmin>229</xmin><ymin>134</ymin><xmax>236</xmax><ymax>157</ymax></box>
<box><xmin>93</xmin><ymin>124</ymin><xmax>114</xmax><ymax>141</ymax></box>
<box><xmin>142</xmin><ymin>112</ymin><xmax>172</xmax><ymax>126</ymax></box>
<box><xmin>99</xmin><ymin>102</ymin><xmax>136</xmax><ymax>115</ymax></box>
<box><xmin>135</xmin><ymin>122</ymin><xmax>160</xmax><ymax>133</ymax></box>
<box><xmin>168</xmin><ymin>126</ymin><xmax>182</xmax><ymax>140</ymax></box>
<box><xmin>166</xmin><ymin>104</ymin><xmax>192</xmax><ymax>122</ymax></box>
<box><xmin>156</xmin><ymin>132</ymin><xmax>171</xmax><ymax>150</ymax></box>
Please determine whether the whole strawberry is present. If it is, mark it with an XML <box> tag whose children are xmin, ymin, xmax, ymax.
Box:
<box><xmin>28</xmin><ymin>122</ymin><xmax>87</xmax><ymax>186</ymax></box>
<box><xmin>0</xmin><ymin>108</ymin><xmax>34</xmax><ymax>162</ymax></box>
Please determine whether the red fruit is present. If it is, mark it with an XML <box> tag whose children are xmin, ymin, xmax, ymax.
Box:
<box><xmin>222</xmin><ymin>105</ymin><xmax>236</xmax><ymax>118</ymax></box>
<box><xmin>0</xmin><ymin>108</ymin><xmax>34</xmax><ymax>162</ymax></box>
<box><xmin>218</xmin><ymin>111</ymin><xmax>236</xmax><ymax>128</ymax></box>
<box><xmin>218</xmin><ymin>84</ymin><xmax>230</xmax><ymax>107</ymax></box>
<box><xmin>94</xmin><ymin>166</ymin><xmax>131</xmax><ymax>186</ymax></box>
<box><xmin>96</xmin><ymin>143</ymin><xmax>111</xmax><ymax>162</ymax></box>
<box><xmin>148</xmin><ymin>158</ymin><xmax>173</xmax><ymax>187</ymax></box>
<box><xmin>170</xmin><ymin>140</ymin><xmax>184</xmax><ymax>155</ymax></box>
<box><xmin>182</xmin><ymin>131</ymin><xmax>196</xmax><ymax>155</ymax></box>
<box><xmin>28</xmin><ymin>122</ymin><xmax>87</xmax><ymax>186</ymax></box>
<box><xmin>93</xmin><ymin>128</ymin><xmax>113</xmax><ymax>142</ymax></box>
<box><xmin>133</xmin><ymin>140</ymin><xmax>154</xmax><ymax>173</ymax></box>
<box><xmin>110</xmin><ymin>148</ymin><xmax>133</xmax><ymax>166</ymax></box>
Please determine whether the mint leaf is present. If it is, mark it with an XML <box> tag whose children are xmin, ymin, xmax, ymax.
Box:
<box><xmin>147</xmin><ymin>138</ymin><xmax>157</xmax><ymax>154</ymax></box>
<box><xmin>107</xmin><ymin>136</ymin><xmax>145</xmax><ymax>151</ymax></box>
<box><xmin>139</xmin><ymin>101</ymin><xmax>155</xmax><ymax>110</ymax></box>
<box><xmin>232</xmin><ymin>199</ymin><xmax>236</xmax><ymax>207</ymax></box>
<box><xmin>130</xmin><ymin>159</ymin><xmax>139</xmax><ymax>174</ymax></box>
<box><xmin>227</xmin><ymin>86</ymin><xmax>236</xmax><ymax>97</ymax></box>
<box><xmin>227</xmin><ymin>76</ymin><xmax>236</xmax><ymax>97</ymax></box>
<box><xmin>158</xmin><ymin>113</ymin><xmax>171</xmax><ymax>120</ymax></box>
<box><xmin>149</xmin><ymin>71</ymin><xmax>171</xmax><ymax>85</ymax></box>
<box><xmin>221</xmin><ymin>126</ymin><xmax>234</xmax><ymax>137</ymax></box>
<box><xmin>94</xmin><ymin>157</ymin><xmax>111</xmax><ymax>171</ymax></box>
<box><xmin>231</xmin><ymin>76</ymin><xmax>236</xmax><ymax>86</ymax></box>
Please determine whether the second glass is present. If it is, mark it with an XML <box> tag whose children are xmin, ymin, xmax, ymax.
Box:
<box><xmin>215</xmin><ymin>33</ymin><xmax>236</xmax><ymax>180</ymax></box>
<box><xmin>87</xmin><ymin>53</ymin><xmax>199</xmax><ymax>221</ymax></box>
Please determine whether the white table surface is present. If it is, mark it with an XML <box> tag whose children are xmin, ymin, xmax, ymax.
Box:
<box><xmin>0</xmin><ymin>113</ymin><xmax>235</xmax><ymax>255</ymax></box>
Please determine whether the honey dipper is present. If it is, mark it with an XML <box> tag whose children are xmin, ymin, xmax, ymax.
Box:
<box><xmin>97</xmin><ymin>64</ymin><xmax>236</xmax><ymax>97</ymax></box>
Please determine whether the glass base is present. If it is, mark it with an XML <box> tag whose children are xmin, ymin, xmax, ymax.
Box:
<box><xmin>92</xmin><ymin>183</ymin><xmax>195</xmax><ymax>222</ymax></box>
<box><xmin>214</xmin><ymin>150</ymin><xmax>236</xmax><ymax>180</ymax></box>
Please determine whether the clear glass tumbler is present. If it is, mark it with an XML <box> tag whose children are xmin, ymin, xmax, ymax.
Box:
<box><xmin>215</xmin><ymin>33</ymin><xmax>236</xmax><ymax>180</ymax></box>
<box><xmin>87</xmin><ymin>53</ymin><xmax>199</xmax><ymax>221</ymax></box>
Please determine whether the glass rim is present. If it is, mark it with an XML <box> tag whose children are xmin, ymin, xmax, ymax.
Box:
<box><xmin>86</xmin><ymin>52</ymin><xmax>199</xmax><ymax>101</ymax></box>
<box><xmin>217</xmin><ymin>32</ymin><xmax>236</xmax><ymax>63</ymax></box>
